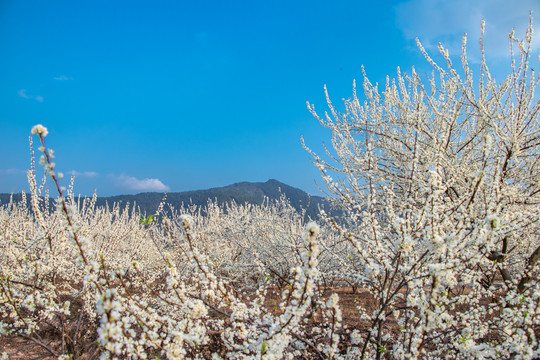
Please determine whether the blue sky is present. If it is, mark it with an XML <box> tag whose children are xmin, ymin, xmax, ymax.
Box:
<box><xmin>1</xmin><ymin>0</ymin><xmax>539</xmax><ymax>196</ymax></box>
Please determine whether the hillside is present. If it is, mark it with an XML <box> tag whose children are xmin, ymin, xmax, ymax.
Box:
<box><xmin>0</xmin><ymin>179</ymin><xmax>331</xmax><ymax>219</ymax></box>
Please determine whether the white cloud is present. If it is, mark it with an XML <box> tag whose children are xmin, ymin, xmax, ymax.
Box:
<box><xmin>54</xmin><ymin>75</ymin><xmax>73</xmax><ymax>81</ymax></box>
<box><xmin>113</xmin><ymin>175</ymin><xmax>170</xmax><ymax>192</ymax></box>
<box><xmin>18</xmin><ymin>89</ymin><xmax>44</xmax><ymax>102</ymax></box>
<box><xmin>70</xmin><ymin>170</ymin><xmax>99</xmax><ymax>178</ymax></box>
<box><xmin>17</xmin><ymin>89</ymin><xmax>30</xmax><ymax>98</ymax></box>
<box><xmin>394</xmin><ymin>0</ymin><xmax>540</xmax><ymax>59</ymax></box>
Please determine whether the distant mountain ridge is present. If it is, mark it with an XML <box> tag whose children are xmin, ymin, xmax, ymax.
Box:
<box><xmin>0</xmin><ymin>179</ymin><xmax>331</xmax><ymax>219</ymax></box>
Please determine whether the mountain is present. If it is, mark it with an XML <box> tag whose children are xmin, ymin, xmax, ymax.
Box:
<box><xmin>0</xmin><ymin>179</ymin><xmax>332</xmax><ymax>220</ymax></box>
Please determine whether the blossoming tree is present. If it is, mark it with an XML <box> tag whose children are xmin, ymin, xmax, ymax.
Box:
<box><xmin>303</xmin><ymin>17</ymin><xmax>540</xmax><ymax>358</ymax></box>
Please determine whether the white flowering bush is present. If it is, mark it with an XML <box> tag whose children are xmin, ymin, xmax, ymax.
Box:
<box><xmin>303</xmin><ymin>16</ymin><xmax>540</xmax><ymax>359</ymax></box>
<box><xmin>1</xmin><ymin>16</ymin><xmax>539</xmax><ymax>360</ymax></box>
<box><xmin>1</xmin><ymin>129</ymin><xmax>342</xmax><ymax>359</ymax></box>
<box><xmin>167</xmin><ymin>196</ymin><xmax>343</xmax><ymax>291</ymax></box>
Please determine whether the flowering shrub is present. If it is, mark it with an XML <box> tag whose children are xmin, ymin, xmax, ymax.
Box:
<box><xmin>1</xmin><ymin>131</ymin><xmax>341</xmax><ymax>359</ymax></box>
<box><xmin>1</xmin><ymin>16</ymin><xmax>540</xmax><ymax>360</ymax></box>
<box><xmin>303</xmin><ymin>16</ymin><xmax>540</xmax><ymax>359</ymax></box>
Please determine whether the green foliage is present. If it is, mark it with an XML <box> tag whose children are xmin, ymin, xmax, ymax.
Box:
<box><xmin>139</xmin><ymin>214</ymin><xmax>155</xmax><ymax>226</ymax></box>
